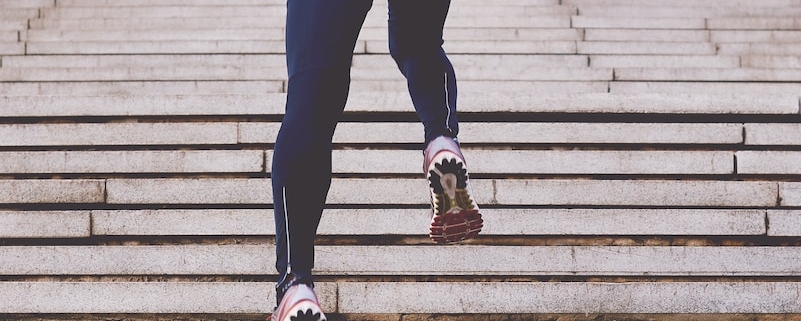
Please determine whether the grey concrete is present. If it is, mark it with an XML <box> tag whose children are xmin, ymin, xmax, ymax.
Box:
<box><xmin>3</xmin><ymin>245</ymin><xmax>799</xmax><ymax>276</ymax></box>
<box><xmin>116</xmin><ymin>178</ymin><xmax>772</xmax><ymax>207</ymax></box>
<box><xmin>590</xmin><ymin>55</ymin><xmax>739</xmax><ymax>68</ymax></box>
<box><xmin>0</xmin><ymin>30</ymin><xmax>18</xmax><ymax>42</ymax></box>
<box><xmin>55</xmin><ymin>0</ymin><xmax>285</xmax><ymax>5</ymax></box>
<box><xmin>768</xmin><ymin>210</ymin><xmax>801</xmax><ymax>236</ymax></box>
<box><xmin>741</xmin><ymin>55</ymin><xmax>801</xmax><ymax>69</ymax></box>
<box><xmin>736</xmin><ymin>151</ymin><xmax>801</xmax><ymax>174</ymax></box>
<box><xmin>707</xmin><ymin>17</ymin><xmax>801</xmax><ymax>30</ymax></box>
<box><xmin>0</xmin><ymin>123</ymin><xmax>240</xmax><ymax>146</ymax></box>
<box><xmin>745</xmin><ymin>124</ymin><xmax>801</xmax><ymax>145</ymax></box>
<box><xmin>780</xmin><ymin>183</ymin><xmax>801</xmax><ymax>207</ymax></box>
<box><xmin>0</xmin><ymin>282</ymin><xmax>276</xmax><ymax>313</ymax></box>
<box><xmin>0</xmin><ymin>94</ymin><xmax>285</xmax><ymax>117</ymax></box>
<box><xmin>0</xmin><ymin>180</ymin><xmax>105</xmax><ymax>204</ymax></box>
<box><xmin>239</xmin><ymin>122</ymin><xmax>743</xmax><ymax>145</ymax></box>
<box><xmin>26</xmin><ymin>40</ymin><xmax>289</xmax><ymax>55</ymax></box>
<box><xmin>367</xmin><ymin>40</ymin><xmax>577</xmax><ymax>55</ymax></box>
<box><xmin>0</xmin><ymin>0</ymin><xmax>57</xmax><ymax>7</ymax></box>
<box><xmin>292</xmin><ymin>149</ymin><xmax>734</xmax><ymax>175</ymax></box>
<box><xmin>39</xmin><ymin>6</ymin><xmax>287</xmax><ymax>19</ymax></box>
<box><xmin>0</xmin><ymin>80</ymin><xmax>285</xmax><ymax>95</ymax></box>
<box><xmin>459</xmin><ymin>123</ymin><xmax>743</xmax><ymax>144</ymax></box>
<box><xmin>572</xmin><ymin>16</ymin><xmax>705</xmax><ymax>29</ymax></box>
<box><xmin>92</xmin><ymin>209</ymin><xmax>269</xmax><ymax>236</ymax></box>
<box><xmin>106</xmin><ymin>178</ymin><xmax>271</xmax><ymax>205</ymax></box>
<box><xmin>711</xmin><ymin>30</ymin><xmax>801</xmax><ymax>43</ymax></box>
<box><xmin>451</xmin><ymin>93</ymin><xmax>799</xmax><ymax>114</ymax></box>
<box><xmin>0</xmin><ymin>245</ymin><xmax>269</xmax><ymax>275</ymax></box>
<box><xmin>442</xmin><ymin>16</ymin><xmax>570</xmax><ymax>28</ymax></box>
<box><xmin>6</xmin><ymin>93</ymin><xmax>792</xmax><ymax>117</ymax></box>
<box><xmin>339</xmin><ymin>282</ymin><xmax>801</xmax><ymax>313</ymax></box>
<box><xmin>315</xmin><ymin>246</ymin><xmax>801</xmax><ymax>276</ymax></box>
<box><xmin>578</xmin><ymin>41</ymin><xmax>715</xmax><ymax>55</ymax></box>
<box><xmin>565</xmin><ymin>0</ymin><xmax>801</xmax><ymax>6</ymax></box>
<box><xmin>584</xmin><ymin>29</ymin><xmax>710</xmax><ymax>42</ymax></box>
<box><xmin>88</xmin><ymin>208</ymin><xmax>766</xmax><ymax>236</ymax></box>
<box><xmin>718</xmin><ymin>43</ymin><xmax>801</xmax><ymax>55</ymax></box>
<box><xmin>478</xmin><ymin>209</ymin><xmax>766</xmax><ymax>236</ymax></box>
<box><xmin>0</xmin><ymin>9</ymin><xmax>41</xmax><ymax>18</ymax></box>
<box><xmin>352</xmin><ymin>66</ymin><xmax>610</xmax><ymax>82</ymax></box>
<box><xmin>414</xmin><ymin>80</ymin><xmax>608</xmax><ymax>94</ymax></box>
<box><xmin>610</xmin><ymin>81</ymin><xmax>801</xmax><ymax>94</ymax></box>
<box><xmin>576</xmin><ymin>5</ymin><xmax>801</xmax><ymax>18</ymax></box>
<box><xmin>0</xmin><ymin>211</ymin><xmax>90</xmax><ymax>238</ymax></box>
<box><xmin>469</xmin><ymin>150</ymin><xmax>733</xmax><ymax>174</ymax></box>
<box><xmin>352</xmin><ymin>79</ymin><xmax>609</xmax><ymax>93</ymax></box>
<box><xmin>2</xmin><ymin>54</ymin><xmax>287</xmax><ymax>68</ymax></box>
<box><xmin>28</xmin><ymin>17</ymin><xmax>286</xmax><ymax>30</ymax></box>
<box><xmin>614</xmin><ymin>67</ymin><xmax>801</xmax><ymax>82</ymax></box>
<box><xmin>0</xmin><ymin>20</ymin><xmax>27</xmax><ymax>31</ymax></box>
<box><xmin>493</xmin><ymin>179</ymin><xmax>778</xmax><ymax>207</ymax></box>
<box><xmin>0</xmin><ymin>150</ymin><xmax>264</xmax><ymax>174</ymax></box>
<box><xmin>0</xmin><ymin>42</ymin><xmax>24</xmax><ymax>55</ymax></box>
<box><xmin>357</xmin><ymin>28</ymin><xmax>585</xmax><ymax>42</ymax></box>
<box><xmin>353</xmin><ymin>54</ymin><xmax>589</xmax><ymax>68</ymax></box>
<box><xmin>0</xmin><ymin>65</ymin><xmax>288</xmax><ymax>81</ymax></box>
<box><xmin>24</xmin><ymin>28</ymin><xmax>286</xmax><ymax>41</ymax></box>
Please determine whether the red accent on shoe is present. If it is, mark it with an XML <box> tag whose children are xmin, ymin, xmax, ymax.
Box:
<box><xmin>429</xmin><ymin>208</ymin><xmax>483</xmax><ymax>244</ymax></box>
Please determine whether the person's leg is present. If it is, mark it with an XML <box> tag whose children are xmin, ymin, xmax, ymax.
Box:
<box><xmin>272</xmin><ymin>0</ymin><xmax>372</xmax><ymax>313</ymax></box>
<box><xmin>388</xmin><ymin>0</ymin><xmax>483</xmax><ymax>244</ymax></box>
<box><xmin>387</xmin><ymin>0</ymin><xmax>458</xmax><ymax>145</ymax></box>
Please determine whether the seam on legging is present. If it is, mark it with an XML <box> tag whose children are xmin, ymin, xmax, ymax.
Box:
<box><xmin>444</xmin><ymin>71</ymin><xmax>453</xmax><ymax>136</ymax></box>
<box><xmin>282</xmin><ymin>186</ymin><xmax>292</xmax><ymax>274</ymax></box>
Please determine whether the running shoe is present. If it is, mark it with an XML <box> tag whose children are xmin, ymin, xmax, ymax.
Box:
<box><xmin>270</xmin><ymin>275</ymin><xmax>326</xmax><ymax>321</ymax></box>
<box><xmin>423</xmin><ymin>136</ymin><xmax>483</xmax><ymax>244</ymax></box>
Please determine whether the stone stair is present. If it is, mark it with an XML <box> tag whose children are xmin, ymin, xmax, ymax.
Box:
<box><xmin>1</xmin><ymin>0</ymin><xmax>801</xmax><ymax>320</ymax></box>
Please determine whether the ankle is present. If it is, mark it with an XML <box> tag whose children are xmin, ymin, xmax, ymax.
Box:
<box><xmin>276</xmin><ymin>272</ymin><xmax>314</xmax><ymax>305</ymax></box>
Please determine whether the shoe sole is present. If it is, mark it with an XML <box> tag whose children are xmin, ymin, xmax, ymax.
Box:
<box><xmin>271</xmin><ymin>284</ymin><xmax>327</xmax><ymax>321</ymax></box>
<box><xmin>273</xmin><ymin>301</ymin><xmax>327</xmax><ymax>321</ymax></box>
<box><xmin>426</xmin><ymin>151</ymin><xmax>483</xmax><ymax>244</ymax></box>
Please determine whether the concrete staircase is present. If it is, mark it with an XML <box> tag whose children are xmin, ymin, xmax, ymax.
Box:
<box><xmin>1</xmin><ymin>0</ymin><xmax>801</xmax><ymax>320</ymax></box>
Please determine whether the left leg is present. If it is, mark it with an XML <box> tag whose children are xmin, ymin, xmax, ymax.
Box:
<box><xmin>387</xmin><ymin>0</ymin><xmax>483</xmax><ymax>243</ymax></box>
<box><xmin>387</xmin><ymin>0</ymin><xmax>458</xmax><ymax>145</ymax></box>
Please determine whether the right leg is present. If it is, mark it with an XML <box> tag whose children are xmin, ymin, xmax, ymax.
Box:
<box><xmin>271</xmin><ymin>0</ymin><xmax>372</xmax><ymax>319</ymax></box>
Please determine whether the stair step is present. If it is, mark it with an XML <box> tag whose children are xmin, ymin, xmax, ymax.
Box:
<box><xmin>583</xmin><ymin>29</ymin><xmax>710</xmax><ymax>42</ymax></box>
<box><xmin>0</xmin><ymin>65</ymin><xmax>611</xmax><ymax>82</ymax></box>
<box><xmin>577</xmin><ymin>41</ymin><xmax>715</xmax><ymax>55</ymax></box>
<box><xmin>614</xmin><ymin>67</ymin><xmax>801</xmax><ymax>81</ymax></box>
<box><xmin>718</xmin><ymin>42</ymin><xmax>801</xmax><ymax>55</ymax></box>
<box><xmin>2</xmin><ymin>93</ymin><xmax>795</xmax><ymax>117</ymax></box>
<box><xmin>564</xmin><ymin>0</ymin><xmax>801</xmax><ymax>6</ymax></box>
<box><xmin>0</xmin><ymin>122</ymin><xmax>742</xmax><ymax>147</ymax></box>
<box><xmin>577</xmin><ymin>5</ymin><xmax>801</xmax><ymax>17</ymax></box>
<box><xmin>0</xmin><ymin>80</ymin><xmax>609</xmax><ymax>95</ymax></box>
<box><xmin>610</xmin><ymin>81</ymin><xmax>801</xmax><ymax>94</ymax></box>
<box><xmin>2</xmin><ymin>281</ymin><xmax>800</xmax><ymax>314</ymax></box>
<box><xmin>0</xmin><ymin>42</ymin><xmax>24</xmax><ymax>55</ymax></box>
<box><xmin>707</xmin><ymin>17</ymin><xmax>801</xmax><ymax>30</ymax></box>
<box><xmin>37</xmin><ymin>5</ymin><xmax>576</xmax><ymax>19</ymax></box>
<box><xmin>3</xmin><ymin>245</ymin><xmax>801</xmax><ymax>276</ymax></box>
<box><xmin>341</xmin><ymin>282</ymin><xmax>801</xmax><ymax>314</ymax></box>
<box><xmin>27</xmin><ymin>16</ymin><xmax>571</xmax><ymax>30</ymax></box>
<box><xmin>3</xmin><ymin>177</ymin><xmax>770</xmax><ymax>207</ymax></box>
<box><xmin>0</xmin><ymin>149</ymin><xmax>735</xmax><ymax>175</ymax></box>
<box><xmin>86</xmin><ymin>208</ymin><xmax>768</xmax><ymax>236</ymax></box>
<box><xmin>572</xmin><ymin>16</ymin><xmax>706</xmax><ymax>29</ymax></box>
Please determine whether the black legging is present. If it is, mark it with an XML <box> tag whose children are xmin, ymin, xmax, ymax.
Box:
<box><xmin>272</xmin><ymin>0</ymin><xmax>458</xmax><ymax>284</ymax></box>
